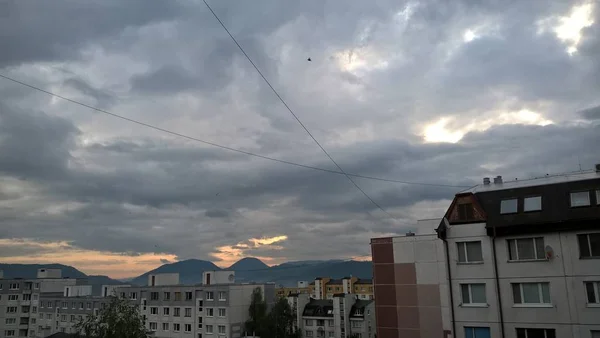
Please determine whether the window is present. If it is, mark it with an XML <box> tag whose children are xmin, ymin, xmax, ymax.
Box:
<box><xmin>174</xmin><ymin>307</ymin><xmax>181</xmax><ymax>317</ymax></box>
<box><xmin>206</xmin><ymin>308</ymin><xmax>214</xmax><ymax>317</ymax></box>
<box><xmin>150</xmin><ymin>292</ymin><xmax>159</xmax><ymax>300</ymax></box>
<box><xmin>512</xmin><ymin>283</ymin><xmax>551</xmax><ymax>305</ymax></box>
<box><xmin>458</xmin><ymin>203</ymin><xmax>474</xmax><ymax>220</ymax></box>
<box><xmin>130</xmin><ymin>292</ymin><xmax>137</xmax><ymax>300</ymax></box>
<box><xmin>60</xmin><ymin>315</ymin><xmax>67</xmax><ymax>322</ymax></box>
<box><xmin>218</xmin><ymin>325</ymin><xmax>226</xmax><ymax>334</ymax></box>
<box><xmin>39</xmin><ymin>313</ymin><xmax>43</xmax><ymax>319</ymax></box>
<box><xmin>585</xmin><ymin>281</ymin><xmax>600</xmax><ymax>305</ymax></box>
<box><xmin>501</xmin><ymin>199</ymin><xmax>518</xmax><ymax>214</ymax></box>
<box><xmin>218</xmin><ymin>308</ymin><xmax>226</xmax><ymax>317</ymax></box>
<box><xmin>524</xmin><ymin>196</ymin><xmax>542</xmax><ymax>211</ymax></box>
<box><xmin>46</xmin><ymin>314</ymin><xmax>52</xmax><ymax>320</ymax></box>
<box><xmin>180</xmin><ymin>324</ymin><xmax>190</xmax><ymax>333</ymax></box>
<box><xmin>6</xmin><ymin>306</ymin><xmax>17</xmax><ymax>313</ymax></box>
<box><xmin>464</xmin><ymin>327</ymin><xmax>491</xmax><ymax>338</ymax></box>
<box><xmin>516</xmin><ymin>328</ymin><xmax>555</xmax><ymax>338</ymax></box>
<box><xmin>70</xmin><ymin>315</ymin><xmax>76</xmax><ymax>322</ymax></box>
<box><xmin>508</xmin><ymin>237</ymin><xmax>545</xmax><ymax>261</ymax></box>
<box><xmin>327</xmin><ymin>320</ymin><xmax>334</xmax><ymax>327</ymax></box>
<box><xmin>305</xmin><ymin>319</ymin><xmax>313</xmax><ymax>326</ymax></box>
<box><xmin>163</xmin><ymin>307</ymin><xmax>170</xmax><ymax>315</ymax></box>
<box><xmin>206</xmin><ymin>325</ymin><xmax>213</xmax><ymax>334</ymax></box>
<box><xmin>461</xmin><ymin>284</ymin><xmax>486</xmax><ymax>305</ymax></box>
<box><xmin>48</xmin><ymin>301</ymin><xmax>53</xmax><ymax>308</ymax></box>
<box><xmin>457</xmin><ymin>241</ymin><xmax>483</xmax><ymax>263</ymax></box>
<box><xmin>34</xmin><ymin>283</ymin><xmax>39</xmax><ymax>289</ymax></box>
<box><xmin>578</xmin><ymin>233</ymin><xmax>600</xmax><ymax>258</ymax></box>
<box><xmin>571</xmin><ymin>191</ymin><xmax>590</xmax><ymax>207</ymax></box>
<box><xmin>87</xmin><ymin>302</ymin><xmax>91</xmax><ymax>310</ymax></box>
<box><xmin>317</xmin><ymin>319</ymin><xmax>325</xmax><ymax>326</ymax></box>
<box><xmin>61</xmin><ymin>302</ymin><xmax>67</xmax><ymax>309</ymax></box>
<box><xmin>174</xmin><ymin>292</ymin><xmax>182</xmax><ymax>301</ymax></box>
<box><xmin>33</xmin><ymin>294</ymin><xmax>38</xmax><ymax>301</ymax></box>
<box><xmin>206</xmin><ymin>292</ymin><xmax>214</xmax><ymax>300</ymax></box>
<box><xmin>162</xmin><ymin>323</ymin><xmax>169</xmax><ymax>331</ymax></box>
<box><xmin>328</xmin><ymin>332</ymin><xmax>335</xmax><ymax>338</ymax></box>
<box><xmin>163</xmin><ymin>292</ymin><xmax>170</xmax><ymax>301</ymax></box>
<box><xmin>9</xmin><ymin>283</ymin><xmax>19</xmax><ymax>290</ymax></box>
<box><xmin>306</xmin><ymin>331</ymin><xmax>313</xmax><ymax>337</ymax></box>
<box><xmin>351</xmin><ymin>321</ymin><xmax>362</xmax><ymax>328</ymax></box>
<box><xmin>23</xmin><ymin>294</ymin><xmax>31</xmax><ymax>301</ymax></box>
<box><xmin>174</xmin><ymin>323</ymin><xmax>181</xmax><ymax>332</ymax></box>
<box><xmin>149</xmin><ymin>322</ymin><xmax>157</xmax><ymax>331</ymax></box>
<box><xmin>8</xmin><ymin>295</ymin><xmax>18</xmax><ymax>301</ymax></box>
<box><xmin>186</xmin><ymin>291</ymin><xmax>193</xmax><ymax>300</ymax></box>
<box><xmin>150</xmin><ymin>307</ymin><xmax>158</xmax><ymax>315</ymax></box>
<box><xmin>32</xmin><ymin>306</ymin><xmax>37</xmax><ymax>313</ymax></box>
<box><xmin>79</xmin><ymin>302</ymin><xmax>84</xmax><ymax>310</ymax></box>
<box><xmin>72</xmin><ymin>302</ymin><xmax>76</xmax><ymax>309</ymax></box>
<box><xmin>185</xmin><ymin>307</ymin><xmax>192</xmax><ymax>317</ymax></box>
<box><xmin>5</xmin><ymin>318</ymin><xmax>16</xmax><ymax>325</ymax></box>
<box><xmin>5</xmin><ymin>330</ymin><xmax>15</xmax><ymax>337</ymax></box>
<box><xmin>597</xmin><ymin>190</ymin><xmax>600</xmax><ymax>205</ymax></box>
<box><xmin>218</xmin><ymin>291</ymin><xmax>226</xmax><ymax>301</ymax></box>
<box><xmin>591</xmin><ymin>331</ymin><xmax>600</xmax><ymax>338</ymax></box>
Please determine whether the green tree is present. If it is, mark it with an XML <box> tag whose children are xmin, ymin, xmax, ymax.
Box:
<box><xmin>74</xmin><ymin>296</ymin><xmax>150</xmax><ymax>338</ymax></box>
<box><xmin>245</xmin><ymin>287</ymin><xmax>268</xmax><ymax>337</ymax></box>
<box><xmin>263</xmin><ymin>297</ymin><xmax>301</xmax><ymax>338</ymax></box>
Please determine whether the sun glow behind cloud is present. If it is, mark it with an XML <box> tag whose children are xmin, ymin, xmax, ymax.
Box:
<box><xmin>423</xmin><ymin>110</ymin><xmax>554</xmax><ymax>143</ymax></box>
<box><xmin>538</xmin><ymin>2</ymin><xmax>595</xmax><ymax>54</ymax></box>
<box><xmin>211</xmin><ymin>235</ymin><xmax>289</xmax><ymax>268</ymax></box>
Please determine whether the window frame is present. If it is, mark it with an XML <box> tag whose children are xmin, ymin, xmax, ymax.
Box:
<box><xmin>206</xmin><ymin>307</ymin><xmax>214</xmax><ymax>317</ymax></box>
<box><xmin>205</xmin><ymin>324</ymin><xmax>213</xmax><ymax>334</ymax></box>
<box><xmin>457</xmin><ymin>241</ymin><xmax>484</xmax><ymax>264</ymax></box>
<box><xmin>206</xmin><ymin>291</ymin><xmax>214</xmax><ymax>300</ymax></box>
<box><xmin>516</xmin><ymin>328</ymin><xmax>555</xmax><ymax>338</ymax></box>
<box><xmin>184</xmin><ymin>307</ymin><xmax>192</xmax><ymax>317</ymax></box>
<box><xmin>163</xmin><ymin>307</ymin><xmax>170</xmax><ymax>316</ymax></box>
<box><xmin>512</xmin><ymin>282</ymin><xmax>551</xmax><ymax>306</ymax></box>
<box><xmin>150</xmin><ymin>307</ymin><xmax>158</xmax><ymax>315</ymax></box>
<box><xmin>585</xmin><ymin>281</ymin><xmax>600</xmax><ymax>306</ymax></box>
<box><xmin>460</xmin><ymin>283</ymin><xmax>487</xmax><ymax>306</ymax></box>
<box><xmin>162</xmin><ymin>323</ymin><xmax>169</xmax><ymax>331</ymax></box>
<box><xmin>173</xmin><ymin>323</ymin><xmax>180</xmax><ymax>332</ymax></box>
<box><xmin>578</xmin><ymin>233</ymin><xmax>600</xmax><ymax>259</ymax></box>
<box><xmin>523</xmin><ymin>196</ymin><xmax>542</xmax><ymax>212</ymax></box>
<box><xmin>218</xmin><ymin>325</ymin><xmax>226</xmax><ymax>334</ymax></box>
<box><xmin>507</xmin><ymin>237</ymin><xmax>546</xmax><ymax>261</ymax></box>
<box><xmin>500</xmin><ymin>198</ymin><xmax>518</xmax><ymax>214</ymax></box>
<box><xmin>185</xmin><ymin>324</ymin><xmax>192</xmax><ymax>333</ymax></box>
<box><xmin>218</xmin><ymin>291</ymin><xmax>226</xmax><ymax>301</ymax></box>
<box><xmin>570</xmin><ymin>191</ymin><xmax>590</xmax><ymax>207</ymax></box>
<box><xmin>218</xmin><ymin>308</ymin><xmax>226</xmax><ymax>317</ymax></box>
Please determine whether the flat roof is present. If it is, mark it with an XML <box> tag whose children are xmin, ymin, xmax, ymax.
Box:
<box><xmin>462</xmin><ymin>170</ymin><xmax>599</xmax><ymax>194</ymax></box>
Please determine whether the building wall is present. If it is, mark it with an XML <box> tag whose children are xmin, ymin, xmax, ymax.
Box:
<box><xmin>371</xmin><ymin>234</ymin><xmax>451</xmax><ymax>338</ymax></box>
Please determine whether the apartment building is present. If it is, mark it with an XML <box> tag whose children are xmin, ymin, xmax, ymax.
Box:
<box><xmin>370</xmin><ymin>221</ymin><xmax>452</xmax><ymax>338</ymax></box>
<box><xmin>37</xmin><ymin>292</ymin><xmax>110</xmax><ymax>337</ymax></box>
<box><xmin>276</xmin><ymin>281</ymin><xmax>310</xmax><ymax>298</ymax></box>
<box><xmin>122</xmin><ymin>271</ymin><xmax>276</xmax><ymax>338</ymax></box>
<box><xmin>288</xmin><ymin>293</ymin><xmax>375</xmax><ymax>338</ymax></box>
<box><xmin>0</xmin><ymin>269</ymin><xmax>81</xmax><ymax>338</ymax></box>
<box><xmin>436</xmin><ymin>169</ymin><xmax>600</xmax><ymax>338</ymax></box>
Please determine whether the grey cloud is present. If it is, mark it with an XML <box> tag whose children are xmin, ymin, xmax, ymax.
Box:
<box><xmin>578</xmin><ymin>105</ymin><xmax>600</xmax><ymax>120</ymax></box>
<box><xmin>205</xmin><ymin>209</ymin><xmax>230</xmax><ymax>218</ymax></box>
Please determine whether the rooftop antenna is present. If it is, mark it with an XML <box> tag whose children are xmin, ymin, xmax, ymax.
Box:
<box><xmin>578</xmin><ymin>156</ymin><xmax>582</xmax><ymax>171</ymax></box>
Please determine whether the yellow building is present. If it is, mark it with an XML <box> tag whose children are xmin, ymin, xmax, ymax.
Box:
<box><xmin>277</xmin><ymin>277</ymin><xmax>373</xmax><ymax>300</ymax></box>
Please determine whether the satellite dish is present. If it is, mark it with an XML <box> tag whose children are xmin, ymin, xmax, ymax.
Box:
<box><xmin>545</xmin><ymin>245</ymin><xmax>554</xmax><ymax>260</ymax></box>
<box><xmin>228</xmin><ymin>274</ymin><xmax>235</xmax><ymax>282</ymax></box>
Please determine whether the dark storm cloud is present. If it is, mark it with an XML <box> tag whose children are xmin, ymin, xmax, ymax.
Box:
<box><xmin>0</xmin><ymin>0</ymin><xmax>599</xmax><ymax>267</ymax></box>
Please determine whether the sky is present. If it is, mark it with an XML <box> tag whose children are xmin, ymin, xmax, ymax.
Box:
<box><xmin>0</xmin><ymin>0</ymin><xmax>599</xmax><ymax>278</ymax></box>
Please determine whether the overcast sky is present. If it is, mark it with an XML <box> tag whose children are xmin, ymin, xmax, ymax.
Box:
<box><xmin>1</xmin><ymin>0</ymin><xmax>599</xmax><ymax>278</ymax></box>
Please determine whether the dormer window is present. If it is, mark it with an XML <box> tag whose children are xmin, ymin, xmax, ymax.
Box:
<box><xmin>524</xmin><ymin>196</ymin><xmax>542</xmax><ymax>212</ymax></box>
<box><xmin>570</xmin><ymin>191</ymin><xmax>590</xmax><ymax>207</ymax></box>
<box><xmin>500</xmin><ymin>199</ymin><xmax>518</xmax><ymax>214</ymax></box>
<box><xmin>458</xmin><ymin>203</ymin><xmax>474</xmax><ymax>220</ymax></box>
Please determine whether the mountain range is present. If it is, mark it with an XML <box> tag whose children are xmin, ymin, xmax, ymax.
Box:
<box><xmin>0</xmin><ymin>258</ymin><xmax>372</xmax><ymax>287</ymax></box>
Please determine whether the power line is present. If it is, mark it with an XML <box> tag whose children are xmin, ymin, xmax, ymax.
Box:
<box><xmin>202</xmin><ymin>0</ymin><xmax>396</xmax><ymax>219</ymax></box>
<box><xmin>0</xmin><ymin>73</ymin><xmax>468</xmax><ymax>189</ymax></box>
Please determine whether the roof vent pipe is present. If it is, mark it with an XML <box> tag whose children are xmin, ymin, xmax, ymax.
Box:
<box><xmin>493</xmin><ymin>176</ymin><xmax>503</xmax><ymax>184</ymax></box>
<box><xmin>483</xmin><ymin>177</ymin><xmax>491</xmax><ymax>185</ymax></box>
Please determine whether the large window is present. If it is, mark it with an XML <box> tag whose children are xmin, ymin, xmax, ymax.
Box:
<box><xmin>578</xmin><ymin>233</ymin><xmax>600</xmax><ymax>258</ymax></box>
<box><xmin>149</xmin><ymin>322</ymin><xmax>157</xmax><ymax>331</ymax></box>
<box><xmin>457</xmin><ymin>241</ymin><xmax>483</xmax><ymax>263</ymax></box>
<box><xmin>571</xmin><ymin>191</ymin><xmax>590</xmax><ymax>207</ymax></box>
<box><xmin>465</xmin><ymin>327</ymin><xmax>490</xmax><ymax>338</ymax></box>
<box><xmin>516</xmin><ymin>328</ymin><xmax>555</xmax><ymax>338</ymax></box>
<box><xmin>186</xmin><ymin>292</ymin><xmax>193</xmax><ymax>301</ymax></box>
<box><xmin>150</xmin><ymin>292</ymin><xmax>159</xmax><ymax>300</ymax></box>
<box><xmin>512</xmin><ymin>283</ymin><xmax>551</xmax><ymax>305</ymax></box>
<box><xmin>150</xmin><ymin>307</ymin><xmax>158</xmax><ymax>315</ymax></box>
<box><xmin>185</xmin><ymin>308</ymin><xmax>192</xmax><ymax>317</ymax></box>
<box><xmin>585</xmin><ymin>281</ymin><xmax>600</xmax><ymax>305</ymax></box>
<box><xmin>174</xmin><ymin>307</ymin><xmax>180</xmax><ymax>317</ymax></box>
<box><xmin>218</xmin><ymin>308</ymin><xmax>226</xmax><ymax>317</ymax></box>
<box><xmin>163</xmin><ymin>307</ymin><xmax>170</xmax><ymax>315</ymax></box>
<box><xmin>205</xmin><ymin>325</ymin><xmax>213</xmax><ymax>334</ymax></box>
<box><xmin>508</xmin><ymin>237</ymin><xmax>545</xmax><ymax>261</ymax></box>
<box><xmin>185</xmin><ymin>324</ymin><xmax>192</xmax><ymax>333</ymax></box>
<box><xmin>305</xmin><ymin>319</ymin><xmax>313</xmax><ymax>326</ymax></box>
<box><xmin>206</xmin><ymin>308</ymin><xmax>214</xmax><ymax>317</ymax></box>
<box><xmin>524</xmin><ymin>196</ymin><xmax>542</xmax><ymax>212</ymax></box>
<box><xmin>162</xmin><ymin>323</ymin><xmax>169</xmax><ymax>331</ymax></box>
<box><xmin>163</xmin><ymin>292</ymin><xmax>170</xmax><ymax>301</ymax></box>
<box><xmin>218</xmin><ymin>325</ymin><xmax>226</xmax><ymax>334</ymax></box>
<box><xmin>501</xmin><ymin>199</ymin><xmax>518</xmax><ymax>214</ymax></box>
<box><xmin>206</xmin><ymin>292</ymin><xmax>214</xmax><ymax>300</ymax></box>
<box><xmin>173</xmin><ymin>323</ymin><xmax>180</xmax><ymax>332</ymax></box>
<box><xmin>461</xmin><ymin>284</ymin><xmax>486</xmax><ymax>305</ymax></box>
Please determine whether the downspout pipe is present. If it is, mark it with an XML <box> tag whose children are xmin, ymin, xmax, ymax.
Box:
<box><xmin>443</xmin><ymin>237</ymin><xmax>457</xmax><ymax>338</ymax></box>
<box><xmin>492</xmin><ymin>224</ymin><xmax>506</xmax><ymax>338</ymax></box>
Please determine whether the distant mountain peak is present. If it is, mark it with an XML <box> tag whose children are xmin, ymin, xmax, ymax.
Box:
<box><xmin>228</xmin><ymin>257</ymin><xmax>268</xmax><ymax>271</ymax></box>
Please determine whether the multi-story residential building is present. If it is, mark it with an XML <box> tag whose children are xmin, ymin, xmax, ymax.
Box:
<box><xmin>277</xmin><ymin>277</ymin><xmax>374</xmax><ymax>300</ymax></box>
<box><xmin>276</xmin><ymin>281</ymin><xmax>310</xmax><ymax>298</ymax></box>
<box><xmin>436</xmin><ymin>170</ymin><xmax>600</xmax><ymax>338</ymax></box>
<box><xmin>288</xmin><ymin>293</ymin><xmax>375</xmax><ymax>338</ymax></box>
<box><xmin>122</xmin><ymin>271</ymin><xmax>276</xmax><ymax>338</ymax></box>
<box><xmin>0</xmin><ymin>269</ymin><xmax>82</xmax><ymax>338</ymax></box>
<box><xmin>370</xmin><ymin>220</ymin><xmax>452</xmax><ymax>338</ymax></box>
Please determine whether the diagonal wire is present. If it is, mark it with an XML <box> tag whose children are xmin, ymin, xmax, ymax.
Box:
<box><xmin>0</xmin><ymin>73</ymin><xmax>469</xmax><ymax>189</ymax></box>
<box><xmin>202</xmin><ymin>0</ymin><xmax>397</xmax><ymax>219</ymax></box>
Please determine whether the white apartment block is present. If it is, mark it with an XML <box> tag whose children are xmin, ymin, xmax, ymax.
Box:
<box><xmin>437</xmin><ymin>170</ymin><xmax>600</xmax><ymax>338</ymax></box>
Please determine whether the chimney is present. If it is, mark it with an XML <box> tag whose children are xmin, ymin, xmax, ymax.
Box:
<box><xmin>483</xmin><ymin>177</ymin><xmax>491</xmax><ymax>185</ymax></box>
<box><xmin>493</xmin><ymin>175</ymin><xmax>503</xmax><ymax>184</ymax></box>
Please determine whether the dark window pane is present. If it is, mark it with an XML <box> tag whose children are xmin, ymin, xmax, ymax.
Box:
<box><xmin>527</xmin><ymin>329</ymin><xmax>547</xmax><ymax>338</ymax></box>
<box><xmin>517</xmin><ymin>238</ymin><xmax>535</xmax><ymax>260</ymax></box>
<box><xmin>508</xmin><ymin>240</ymin><xmax>517</xmax><ymax>260</ymax></box>
<box><xmin>512</xmin><ymin>284</ymin><xmax>522</xmax><ymax>303</ymax></box>
<box><xmin>500</xmin><ymin>199</ymin><xmax>518</xmax><ymax>214</ymax></box>
<box><xmin>535</xmin><ymin>237</ymin><xmax>545</xmax><ymax>260</ymax></box>
<box><xmin>471</xmin><ymin>284</ymin><xmax>486</xmax><ymax>304</ymax></box>
<box><xmin>590</xmin><ymin>233</ymin><xmax>600</xmax><ymax>257</ymax></box>
<box><xmin>546</xmin><ymin>329</ymin><xmax>556</xmax><ymax>338</ymax></box>
<box><xmin>457</xmin><ymin>243</ymin><xmax>466</xmax><ymax>263</ymax></box>
<box><xmin>586</xmin><ymin>282</ymin><xmax>597</xmax><ymax>303</ymax></box>
<box><xmin>522</xmin><ymin>283</ymin><xmax>541</xmax><ymax>303</ymax></box>
<box><xmin>516</xmin><ymin>329</ymin><xmax>526</xmax><ymax>338</ymax></box>
<box><xmin>466</xmin><ymin>241</ymin><xmax>483</xmax><ymax>262</ymax></box>
<box><xmin>579</xmin><ymin>234</ymin><xmax>591</xmax><ymax>258</ymax></box>
<box><xmin>461</xmin><ymin>284</ymin><xmax>470</xmax><ymax>304</ymax></box>
<box><xmin>458</xmin><ymin>203</ymin><xmax>474</xmax><ymax>220</ymax></box>
<box><xmin>464</xmin><ymin>327</ymin><xmax>473</xmax><ymax>338</ymax></box>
